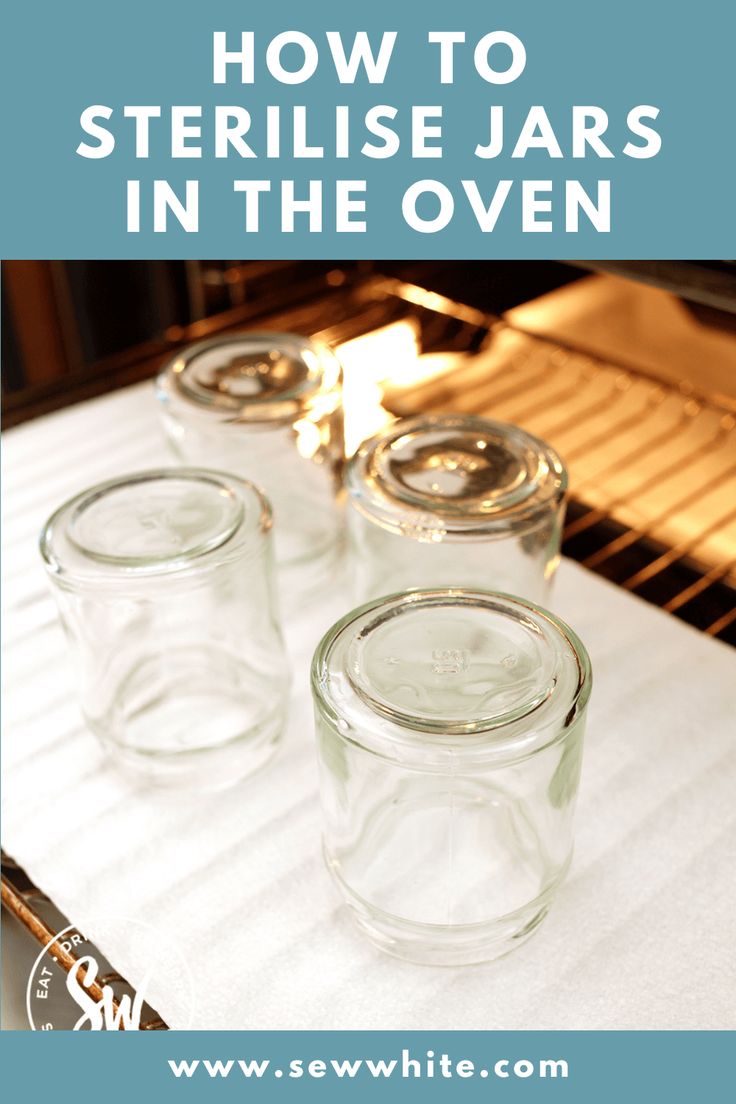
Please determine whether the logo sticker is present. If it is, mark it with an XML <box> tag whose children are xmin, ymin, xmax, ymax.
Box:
<box><xmin>26</xmin><ymin>915</ymin><xmax>194</xmax><ymax>1030</ymax></box>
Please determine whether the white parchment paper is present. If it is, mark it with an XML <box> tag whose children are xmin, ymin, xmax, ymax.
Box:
<box><xmin>3</xmin><ymin>383</ymin><xmax>735</xmax><ymax>1029</ymax></box>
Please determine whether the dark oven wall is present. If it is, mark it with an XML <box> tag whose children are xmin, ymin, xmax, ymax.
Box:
<box><xmin>1</xmin><ymin>260</ymin><xmax>586</xmax><ymax>426</ymax></box>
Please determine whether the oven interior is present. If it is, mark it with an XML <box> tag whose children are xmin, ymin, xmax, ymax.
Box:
<box><xmin>3</xmin><ymin>258</ymin><xmax>735</xmax><ymax>1026</ymax></box>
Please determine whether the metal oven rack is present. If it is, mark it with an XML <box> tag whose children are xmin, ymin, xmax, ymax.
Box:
<box><xmin>374</xmin><ymin>279</ymin><xmax>736</xmax><ymax>640</ymax></box>
<box><xmin>3</xmin><ymin>272</ymin><xmax>734</xmax><ymax>1028</ymax></box>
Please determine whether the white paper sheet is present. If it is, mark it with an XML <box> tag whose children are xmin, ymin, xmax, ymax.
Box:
<box><xmin>3</xmin><ymin>382</ymin><xmax>735</xmax><ymax>1029</ymax></box>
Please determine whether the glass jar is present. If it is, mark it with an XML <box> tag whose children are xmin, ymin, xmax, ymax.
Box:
<box><xmin>346</xmin><ymin>414</ymin><xmax>567</xmax><ymax>604</ymax></box>
<box><xmin>311</xmin><ymin>589</ymin><xmax>591</xmax><ymax>964</ymax></box>
<box><xmin>40</xmin><ymin>469</ymin><xmax>289</xmax><ymax>787</ymax></box>
<box><xmin>156</xmin><ymin>333</ymin><xmax>345</xmax><ymax>600</ymax></box>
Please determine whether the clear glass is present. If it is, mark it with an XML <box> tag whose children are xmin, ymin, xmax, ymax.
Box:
<box><xmin>156</xmin><ymin>332</ymin><xmax>345</xmax><ymax>600</ymax></box>
<box><xmin>40</xmin><ymin>469</ymin><xmax>289</xmax><ymax>788</ymax></box>
<box><xmin>311</xmin><ymin>589</ymin><xmax>591</xmax><ymax>965</ymax></box>
<box><xmin>346</xmin><ymin>414</ymin><xmax>567</xmax><ymax>604</ymax></box>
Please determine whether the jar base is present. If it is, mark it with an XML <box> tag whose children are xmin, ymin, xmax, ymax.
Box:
<box><xmin>326</xmin><ymin>849</ymin><xmax>570</xmax><ymax>966</ymax></box>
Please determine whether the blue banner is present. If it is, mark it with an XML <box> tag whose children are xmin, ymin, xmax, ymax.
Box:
<box><xmin>1</xmin><ymin>0</ymin><xmax>734</xmax><ymax>257</ymax></box>
<box><xmin>1</xmin><ymin>1031</ymin><xmax>734</xmax><ymax>1101</ymax></box>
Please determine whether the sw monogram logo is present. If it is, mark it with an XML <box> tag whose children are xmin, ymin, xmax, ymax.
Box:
<box><xmin>65</xmin><ymin>954</ymin><xmax>151</xmax><ymax>1030</ymax></box>
<box><xmin>26</xmin><ymin>917</ymin><xmax>194</xmax><ymax>1030</ymax></box>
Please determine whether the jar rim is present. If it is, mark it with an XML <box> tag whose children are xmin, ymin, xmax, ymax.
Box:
<box><xmin>39</xmin><ymin>467</ymin><xmax>271</xmax><ymax>585</ymax></box>
<box><xmin>311</xmin><ymin>588</ymin><xmax>591</xmax><ymax>766</ymax></box>
<box><xmin>346</xmin><ymin>414</ymin><xmax>567</xmax><ymax>538</ymax></box>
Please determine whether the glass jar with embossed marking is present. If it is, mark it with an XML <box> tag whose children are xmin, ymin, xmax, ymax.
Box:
<box><xmin>311</xmin><ymin>589</ymin><xmax>591</xmax><ymax>965</ymax></box>
<box><xmin>40</xmin><ymin>468</ymin><xmax>288</xmax><ymax>788</ymax></box>
<box><xmin>156</xmin><ymin>333</ymin><xmax>345</xmax><ymax>602</ymax></box>
<box><xmin>345</xmin><ymin>414</ymin><xmax>567</xmax><ymax>604</ymax></box>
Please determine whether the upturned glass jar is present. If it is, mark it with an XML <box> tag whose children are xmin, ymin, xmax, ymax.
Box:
<box><xmin>40</xmin><ymin>469</ymin><xmax>288</xmax><ymax>787</ymax></box>
<box><xmin>311</xmin><ymin>589</ymin><xmax>591</xmax><ymax>965</ymax></box>
<box><xmin>156</xmin><ymin>332</ymin><xmax>346</xmax><ymax>600</ymax></box>
<box><xmin>346</xmin><ymin>414</ymin><xmax>567</xmax><ymax>604</ymax></box>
